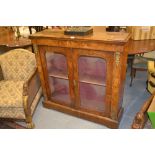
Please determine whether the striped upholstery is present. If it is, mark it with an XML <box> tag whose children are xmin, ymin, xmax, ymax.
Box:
<box><xmin>128</xmin><ymin>26</ymin><xmax>155</xmax><ymax>40</ymax></box>
<box><xmin>148</xmin><ymin>61</ymin><xmax>155</xmax><ymax>94</ymax></box>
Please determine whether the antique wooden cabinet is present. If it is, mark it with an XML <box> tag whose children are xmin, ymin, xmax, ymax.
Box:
<box><xmin>30</xmin><ymin>29</ymin><xmax>130</xmax><ymax>128</ymax></box>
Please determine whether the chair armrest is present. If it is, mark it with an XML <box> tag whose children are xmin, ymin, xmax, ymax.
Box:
<box><xmin>0</xmin><ymin>65</ymin><xmax>4</xmax><ymax>81</ymax></box>
<box><xmin>132</xmin><ymin>92</ymin><xmax>155</xmax><ymax>129</ymax></box>
<box><xmin>23</xmin><ymin>68</ymin><xmax>41</xmax><ymax>114</ymax></box>
<box><xmin>23</xmin><ymin>68</ymin><xmax>37</xmax><ymax>95</ymax></box>
<box><xmin>27</xmin><ymin>68</ymin><xmax>39</xmax><ymax>87</ymax></box>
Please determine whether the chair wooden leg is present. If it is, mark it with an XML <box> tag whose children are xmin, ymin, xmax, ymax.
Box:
<box><xmin>26</xmin><ymin>116</ymin><xmax>35</xmax><ymax>129</ymax></box>
<box><xmin>26</xmin><ymin>122</ymin><xmax>35</xmax><ymax>129</ymax></box>
<box><xmin>133</xmin><ymin>69</ymin><xmax>136</xmax><ymax>78</ymax></box>
<box><xmin>130</xmin><ymin>77</ymin><xmax>133</xmax><ymax>87</ymax></box>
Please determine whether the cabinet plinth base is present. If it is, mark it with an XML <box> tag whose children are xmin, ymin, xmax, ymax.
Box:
<box><xmin>43</xmin><ymin>100</ymin><xmax>122</xmax><ymax>129</ymax></box>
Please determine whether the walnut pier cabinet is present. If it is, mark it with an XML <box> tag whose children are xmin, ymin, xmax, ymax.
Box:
<box><xmin>30</xmin><ymin>29</ymin><xmax>130</xmax><ymax>128</ymax></box>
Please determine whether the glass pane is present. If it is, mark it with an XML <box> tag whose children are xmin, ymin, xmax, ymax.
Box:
<box><xmin>78</xmin><ymin>56</ymin><xmax>106</xmax><ymax>85</ymax></box>
<box><xmin>79</xmin><ymin>82</ymin><xmax>105</xmax><ymax>112</ymax></box>
<box><xmin>49</xmin><ymin>77</ymin><xmax>71</xmax><ymax>104</ymax></box>
<box><xmin>46</xmin><ymin>52</ymin><xmax>68</xmax><ymax>78</ymax></box>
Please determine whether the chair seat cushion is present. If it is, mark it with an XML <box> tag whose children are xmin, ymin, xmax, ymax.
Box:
<box><xmin>0</xmin><ymin>80</ymin><xmax>24</xmax><ymax>107</ymax></box>
<box><xmin>0</xmin><ymin>80</ymin><xmax>25</xmax><ymax>119</ymax></box>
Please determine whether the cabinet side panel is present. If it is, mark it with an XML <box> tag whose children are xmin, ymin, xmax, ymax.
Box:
<box><xmin>118</xmin><ymin>45</ymin><xmax>128</xmax><ymax>111</ymax></box>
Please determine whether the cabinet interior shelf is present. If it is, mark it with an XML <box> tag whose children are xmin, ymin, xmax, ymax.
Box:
<box><xmin>79</xmin><ymin>80</ymin><xmax>106</xmax><ymax>86</ymax></box>
<box><xmin>79</xmin><ymin>76</ymin><xmax>106</xmax><ymax>86</ymax></box>
<box><xmin>48</xmin><ymin>73</ymin><xmax>68</xmax><ymax>80</ymax></box>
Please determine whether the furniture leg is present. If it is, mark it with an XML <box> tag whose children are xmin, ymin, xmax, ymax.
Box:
<box><xmin>130</xmin><ymin>68</ymin><xmax>136</xmax><ymax>86</ymax></box>
<box><xmin>26</xmin><ymin>116</ymin><xmax>35</xmax><ymax>129</ymax></box>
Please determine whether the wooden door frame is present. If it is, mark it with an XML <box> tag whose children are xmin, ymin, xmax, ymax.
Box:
<box><xmin>72</xmin><ymin>48</ymin><xmax>114</xmax><ymax>117</ymax></box>
<box><xmin>39</xmin><ymin>46</ymin><xmax>75</xmax><ymax>107</ymax></box>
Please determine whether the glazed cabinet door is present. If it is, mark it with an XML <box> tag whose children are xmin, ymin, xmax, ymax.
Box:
<box><xmin>39</xmin><ymin>46</ymin><xmax>75</xmax><ymax>107</ymax></box>
<box><xmin>73</xmin><ymin>49</ymin><xmax>114</xmax><ymax>116</ymax></box>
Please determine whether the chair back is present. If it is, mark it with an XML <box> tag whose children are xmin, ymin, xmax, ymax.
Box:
<box><xmin>0</xmin><ymin>49</ymin><xmax>36</xmax><ymax>81</ymax></box>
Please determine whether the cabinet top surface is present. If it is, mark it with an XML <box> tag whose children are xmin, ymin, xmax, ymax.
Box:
<box><xmin>30</xmin><ymin>29</ymin><xmax>130</xmax><ymax>43</ymax></box>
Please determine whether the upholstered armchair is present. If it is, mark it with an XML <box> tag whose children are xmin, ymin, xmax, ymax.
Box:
<box><xmin>0</xmin><ymin>49</ymin><xmax>42</xmax><ymax>128</ymax></box>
